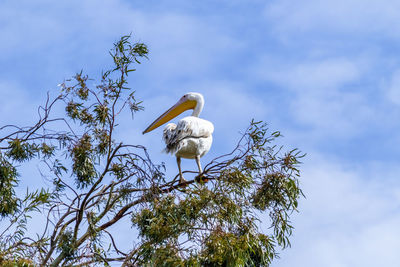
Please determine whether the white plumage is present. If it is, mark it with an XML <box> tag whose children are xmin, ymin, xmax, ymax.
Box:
<box><xmin>163</xmin><ymin>117</ymin><xmax>214</xmax><ymax>158</ymax></box>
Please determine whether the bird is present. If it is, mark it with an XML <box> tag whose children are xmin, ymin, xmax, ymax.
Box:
<box><xmin>142</xmin><ymin>92</ymin><xmax>214</xmax><ymax>184</ymax></box>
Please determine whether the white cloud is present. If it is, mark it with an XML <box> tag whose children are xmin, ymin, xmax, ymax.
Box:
<box><xmin>261</xmin><ymin>58</ymin><xmax>360</xmax><ymax>90</ymax></box>
<box><xmin>0</xmin><ymin>0</ymin><xmax>134</xmax><ymax>53</ymax></box>
<box><xmin>252</xmin><ymin>56</ymin><xmax>375</xmax><ymax>139</ymax></box>
<box><xmin>129</xmin><ymin>13</ymin><xmax>241</xmax><ymax>85</ymax></box>
<box><xmin>264</xmin><ymin>0</ymin><xmax>400</xmax><ymax>39</ymax></box>
<box><xmin>0</xmin><ymin>0</ymin><xmax>241</xmax><ymax>89</ymax></box>
<box><xmin>273</xmin><ymin>154</ymin><xmax>400</xmax><ymax>267</ymax></box>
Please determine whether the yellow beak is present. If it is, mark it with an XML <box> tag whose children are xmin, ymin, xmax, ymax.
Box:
<box><xmin>142</xmin><ymin>98</ymin><xmax>196</xmax><ymax>134</ymax></box>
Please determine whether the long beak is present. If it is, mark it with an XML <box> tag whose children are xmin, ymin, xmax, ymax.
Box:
<box><xmin>142</xmin><ymin>98</ymin><xmax>196</xmax><ymax>134</ymax></box>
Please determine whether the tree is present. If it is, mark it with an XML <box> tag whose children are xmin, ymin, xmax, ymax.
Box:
<box><xmin>0</xmin><ymin>35</ymin><xmax>304</xmax><ymax>266</ymax></box>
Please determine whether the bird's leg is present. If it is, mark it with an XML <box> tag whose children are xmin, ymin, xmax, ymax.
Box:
<box><xmin>195</xmin><ymin>155</ymin><xmax>203</xmax><ymax>174</ymax></box>
<box><xmin>177</xmin><ymin>157</ymin><xmax>186</xmax><ymax>184</ymax></box>
<box><xmin>195</xmin><ymin>155</ymin><xmax>209</xmax><ymax>183</ymax></box>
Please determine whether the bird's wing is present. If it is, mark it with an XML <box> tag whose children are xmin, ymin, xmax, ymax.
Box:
<box><xmin>163</xmin><ymin>123</ymin><xmax>177</xmax><ymax>144</ymax></box>
<box><xmin>163</xmin><ymin>116</ymin><xmax>214</xmax><ymax>154</ymax></box>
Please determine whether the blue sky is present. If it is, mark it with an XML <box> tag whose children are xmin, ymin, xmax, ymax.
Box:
<box><xmin>1</xmin><ymin>0</ymin><xmax>400</xmax><ymax>266</ymax></box>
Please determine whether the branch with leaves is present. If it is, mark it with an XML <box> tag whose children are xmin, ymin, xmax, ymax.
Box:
<box><xmin>0</xmin><ymin>35</ymin><xmax>304</xmax><ymax>267</ymax></box>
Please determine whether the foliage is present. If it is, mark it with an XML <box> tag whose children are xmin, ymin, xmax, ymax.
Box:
<box><xmin>0</xmin><ymin>156</ymin><xmax>19</xmax><ymax>217</ymax></box>
<box><xmin>0</xmin><ymin>254</ymin><xmax>35</xmax><ymax>267</ymax></box>
<box><xmin>0</xmin><ymin>35</ymin><xmax>304</xmax><ymax>266</ymax></box>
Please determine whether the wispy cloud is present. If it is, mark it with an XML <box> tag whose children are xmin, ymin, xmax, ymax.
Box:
<box><xmin>264</xmin><ymin>0</ymin><xmax>400</xmax><ymax>39</ymax></box>
<box><xmin>263</xmin><ymin>58</ymin><xmax>360</xmax><ymax>90</ymax></box>
<box><xmin>386</xmin><ymin>69</ymin><xmax>400</xmax><ymax>105</ymax></box>
<box><xmin>251</xmin><ymin>56</ymin><xmax>376</xmax><ymax>141</ymax></box>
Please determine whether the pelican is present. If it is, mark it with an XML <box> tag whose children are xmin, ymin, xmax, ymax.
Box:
<box><xmin>143</xmin><ymin>92</ymin><xmax>214</xmax><ymax>184</ymax></box>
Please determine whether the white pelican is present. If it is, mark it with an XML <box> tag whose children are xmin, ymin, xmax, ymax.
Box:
<box><xmin>143</xmin><ymin>92</ymin><xmax>214</xmax><ymax>184</ymax></box>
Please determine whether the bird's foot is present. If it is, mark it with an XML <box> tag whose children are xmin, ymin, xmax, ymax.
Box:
<box><xmin>178</xmin><ymin>177</ymin><xmax>188</xmax><ymax>187</ymax></box>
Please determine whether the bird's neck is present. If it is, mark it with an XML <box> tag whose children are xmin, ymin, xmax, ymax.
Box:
<box><xmin>191</xmin><ymin>99</ymin><xmax>204</xmax><ymax>117</ymax></box>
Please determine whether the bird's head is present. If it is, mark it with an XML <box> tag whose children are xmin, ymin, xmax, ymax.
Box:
<box><xmin>142</xmin><ymin>92</ymin><xmax>204</xmax><ymax>134</ymax></box>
